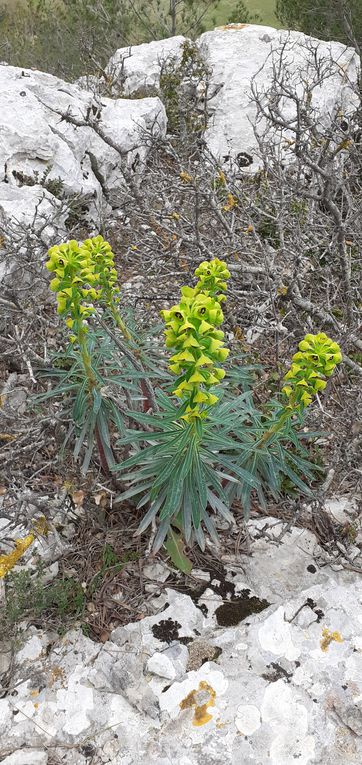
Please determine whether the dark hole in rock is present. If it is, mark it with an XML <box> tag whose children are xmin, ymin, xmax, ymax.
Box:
<box><xmin>307</xmin><ymin>564</ymin><xmax>317</xmax><ymax>573</ymax></box>
<box><xmin>81</xmin><ymin>745</ymin><xmax>96</xmax><ymax>758</ymax></box>
<box><xmin>313</xmin><ymin>698</ymin><xmax>318</xmax><ymax>703</ymax></box>
<box><xmin>340</xmin><ymin>119</ymin><xmax>349</xmax><ymax>132</ymax></box>
<box><xmin>305</xmin><ymin>597</ymin><xmax>324</xmax><ymax>622</ymax></box>
<box><xmin>295</xmin><ymin>660</ymin><xmax>301</xmax><ymax>667</ymax></box>
<box><xmin>262</xmin><ymin>661</ymin><xmax>292</xmax><ymax>683</ymax></box>
<box><xmin>199</xmin><ymin>604</ymin><xmax>208</xmax><ymax>617</ymax></box>
<box><xmin>161</xmin><ymin>684</ymin><xmax>172</xmax><ymax>693</ymax></box>
<box><xmin>179</xmin><ymin>636</ymin><xmax>193</xmax><ymax>645</ymax></box>
<box><xmin>152</xmin><ymin>618</ymin><xmax>181</xmax><ymax>644</ymax></box>
<box><xmin>215</xmin><ymin>590</ymin><xmax>269</xmax><ymax>626</ymax></box>
<box><xmin>236</xmin><ymin>151</ymin><xmax>253</xmax><ymax>167</ymax></box>
<box><xmin>342</xmin><ymin>684</ymin><xmax>348</xmax><ymax>690</ymax></box>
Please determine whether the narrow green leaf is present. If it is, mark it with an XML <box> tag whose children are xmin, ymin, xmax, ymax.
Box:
<box><xmin>164</xmin><ymin>528</ymin><xmax>192</xmax><ymax>574</ymax></box>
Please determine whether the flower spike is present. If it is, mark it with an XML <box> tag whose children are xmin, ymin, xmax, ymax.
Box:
<box><xmin>282</xmin><ymin>332</ymin><xmax>342</xmax><ymax>409</ymax></box>
<box><xmin>161</xmin><ymin>282</ymin><xmax>229</xmax><ymax>421</ymax></box>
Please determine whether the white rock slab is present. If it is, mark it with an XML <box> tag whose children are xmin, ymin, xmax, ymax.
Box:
<box><xmin>0</xmin><ymin>752</ymin><xmax>48</xmax><ymax>765</ymax></box>
<box><xmin>2</xmin><ymin>520</ymin><xmax>362</xmax><ymax>764</ymax></box>
<box><xmin>198</xmin><ymin>25</ymin><xmax>359</xmax><ymax>172</ymax></box>
<box><xmin>0</xmin><ymin>64</ymin><xmax>166</xmax><ymax>210</ymax></box>
<box><xmin>107</xmin><ymin>36</ymin><xmax>187</xmax><ymax>94</ymax></box>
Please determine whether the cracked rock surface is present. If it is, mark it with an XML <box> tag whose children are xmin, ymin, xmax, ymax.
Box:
<box><xmin>1</xmin><ymin>516</ymin><xmax>361</xmax><ymax>764</ymax></box>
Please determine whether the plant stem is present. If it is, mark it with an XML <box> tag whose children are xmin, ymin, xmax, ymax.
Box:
<box><xmin>76</xmin><ymin>320</ymin><xmax>111</xmax><ymax>475</ymax></box>
<box><xmin>95</xmin><ymin>313</ymin><xmax>158</xmax><ymax>413</ymax></box>
<box><xmin>107</xmin><ymin>301</ymin><xmax>133</xmax><ymax>342</ymax></box>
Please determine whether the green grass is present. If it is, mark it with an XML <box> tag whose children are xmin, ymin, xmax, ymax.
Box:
<box><xmin>204</xmin><ymin>0</ymin><xmax>279</xmax><ymax>28</ymax></box>
<box><xmin>0</xmin><ymin>1</ymin><xmax>279</xmax><ymax>30</ymax></box>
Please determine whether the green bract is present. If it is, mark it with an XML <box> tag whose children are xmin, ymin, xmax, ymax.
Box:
<box><xmin>282</xmin><ymin>332</ymin><xmax>342</xmax><ymax>408</ymax></box>
<box><xmin>79</xmin><ymin>236</ymin><xmax>120</xmax><ymax>307</ymax></box>
<box><xmin>194</xmin><ymin>257</ymin><xmax>230</xmax><ymax>300</ymax></box>
<box><xmin>46</xmin><ymin>236</ymin><xmax>119</xmax><ymax>332</ymax></box>
<box><xmin>161</xmin><ymin>287</ymin><xmax>229</xmax><ymax>420</ymax></box>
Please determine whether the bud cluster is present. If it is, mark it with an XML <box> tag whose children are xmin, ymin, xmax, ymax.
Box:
<box><xmin>161</xmin><ymin>259</ymin><xmax>230</xmax><ymax>421</ymax></box>
<box><xmin>46</xmin><ymin>236</ymin><xmax>119</xmax><ymax>335</ymax></box>
<box><xmin>282</xmin><ymin>332</ymin><xmax>342</xmax><ymax>408</ymax></box>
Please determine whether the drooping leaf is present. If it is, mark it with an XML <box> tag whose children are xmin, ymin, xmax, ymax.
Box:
<box><xmin>164</xmin><ymin>527</ymin><xmax>192</xmax><ymax>574</ymax></box>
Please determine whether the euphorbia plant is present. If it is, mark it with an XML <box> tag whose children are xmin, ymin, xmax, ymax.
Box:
<box><xmin>225</xmin><ymin>333</ymin><xmax>342</xmax><ymax>515</ymax></box>
<box><xmin>113</xmin><ymin>259</ymin><xmax>259</xmax><ymax>552</ymax></box>
<box><xmin>40</xmin><ymin>235</ymin><xmax>342</xmax><ymax>562</ymax></box>
<box><xmin>114</xmin><ymin>260</ymin><xmax>342</xmax><ymax>553</ymax></box>
<box><xmin>38</xmin><ymin>235</ymin><xmax>160</xmax><ymax>474</ymax></box>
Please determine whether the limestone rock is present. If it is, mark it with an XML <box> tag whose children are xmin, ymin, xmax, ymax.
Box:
<box><xmin>107</xmin><ymin>36</ymin><xmax>187</xmax><ymax>95</ymax></box>
<box><xmin>0</xmin><ymin>752</ymin><xmax>48</xmax><ymax>765</ymax></box>
<box><xmin>0</xmin><ymin>64</ymin><xmax>166</xmax><ymax>222</ymax></box>
<box><xmin>146</xmin><ymin>643</ymin><xmax>189</xmax><ymax>680</ymax></box>
<box><xmin>106</xmin><ymin>27</ymin><xmax>359</xmax><ymax>175</ymax></box>
<box><xmin>198</xmin><ymin>25</ymin><xmax>359</xmax><ymax>172</ymax></box>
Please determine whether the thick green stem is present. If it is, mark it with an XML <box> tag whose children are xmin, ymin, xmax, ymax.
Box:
<box><xmin>108</xmin><ymin>302</ymin><xmax>132</xmax><ymax>341</ymax></box>
<box><xmin>76</xmin><ymin>319</ymin><xmax>111</xmax><ymax>475</ymax></box>
<box><xmin>77</xmin><ymin>323</ymin><xmax>97</xmax><ymax>388</ymax></box>
<box><xmin>259</xmin><ymin>395</ymin><xmax>301</xmax><ymax>447</ymax></box>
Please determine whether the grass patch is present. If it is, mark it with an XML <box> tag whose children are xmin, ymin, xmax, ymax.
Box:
<box><xmin>200</xmin><ymin>0</ymin><xmax>279</xmax><ymax>29</ymax></box>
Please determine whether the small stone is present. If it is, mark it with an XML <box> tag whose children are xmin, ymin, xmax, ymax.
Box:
<box><xmin>191</xmin><ymin>568</ymin><xmax>210</xmax><ymax>582</ymax></box>
<box><xmin>325</xmin><ymin>497</ymin><xmax>357</xmax><ymax>523</ymax></box>
<box><xmin>143</xmin><ymin>562</ymin><xmax>170</xmax><ymax>583</ymax></box>
<box><xmin>147</xmin><ymin>652</ymin><xmax>176</xmax><ymax>680</ymax></box>
<box><xmin>16</xmin><ymin>636</ymin><xmax>43</xmax><ymax>662</ymax></box>
<box><xmin>147</xmin><ymin>644</ymin><xmax>189</xmax><ymax>681</ymax></box>
<box><xmin>235</xmin><ymin>704</ymin><xmax>261</xmax><ymax>735</ymax></box>
<box><xmin>0</xmin><ymin>641</ymin><xmax>12</xmax><ymax>676</ymax></box>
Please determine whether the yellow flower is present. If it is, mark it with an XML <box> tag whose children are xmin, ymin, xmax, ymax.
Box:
<box><xmin>194</xmin><ymin>258</ymin><xmax>230</xmax><ymax>299</ymax></box>
<box><xmin>282</xmin><ymin>332</ymin><xmax>342</xmax><ymax>410</ymax></box>
<box><xmin>180</xmin><ymin>171</ymin><xmax>193</xmax><ymax>183</ymax></box>
<box><xmin>161</xmin><ymin>280</ymin><xmax>229</xmax><ymax>419</ymax></box>
<box><xmin>223</xmin><ymin>193</ymin><xmax>238</xmax><ymax>212</ymax></box>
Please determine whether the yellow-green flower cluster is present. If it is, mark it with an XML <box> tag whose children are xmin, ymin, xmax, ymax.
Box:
<box><xmin>79</xmin><ymin>236</ymin><xmax>120</xmax><ymax>308</ymax></box>
<box><xmin>194</xmin><ymin>258</ymin><xmax>230</xmax><ymax>301</ymax></box>
<box><xmin>46</xmin><ymin>235</ymin><xmax>119</xmax><ymax>333</ymax></box>
<box><xmin>282</xmin><ymin>332</ymin><xmax>342</xmax><ymax>408</ymax></box>
<box><xmin>161</xmin><ymin>286</ymin><xmax>229</xmax><ymax>421</ymax></box>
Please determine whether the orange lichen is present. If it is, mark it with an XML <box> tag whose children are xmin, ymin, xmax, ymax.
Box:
<box><xmin>49</xmin><ymin>666</ymin><xmax>66</xmax><ymax>687</ymax></box>
<box><xmin>0</xmin><ymin>517</ymin><xmax>48</xmax><ymax>578</ymax></box>
<box><xmin>0</xmin><ymin>533</ymin><xmax>35</xmax><ymax>578</ymax></box>
<box><xmin>217</xmin><ymin>23</ymin><xmax>249</xmax><ymax>31</ymax></box>
<box><xmin>180</xmin><ymin>681</ymin><xmax>216</xmax><ymax>726</ymax></box>
<box><xmin>320</xmin><ymin>628</ymin><xmax>343</xmax><ymax>652</ymax></box>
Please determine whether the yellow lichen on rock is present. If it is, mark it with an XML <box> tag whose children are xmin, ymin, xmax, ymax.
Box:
<box><xmin>0</xmin><ymin>516</ymin><xmax>48</xmax><ymax>578</ymax></box>
<box><xmin>217</xmin><ymin>24</ymin><xmax>249</xmax><ymax>31</ymax></box>
<box><xmin>0</xmin><ymin>533</ymin><xmax>35</xmax><ymax>578</ymax></box>
<box><xmin>180</xmin><ymin>681</ymin><xmax>216</xmax><ymax>726</ymax></box>
<box><xmin>320</xmin><ymin>628</ymin><xmax>343</xmax><ymax>652</ymax></box>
